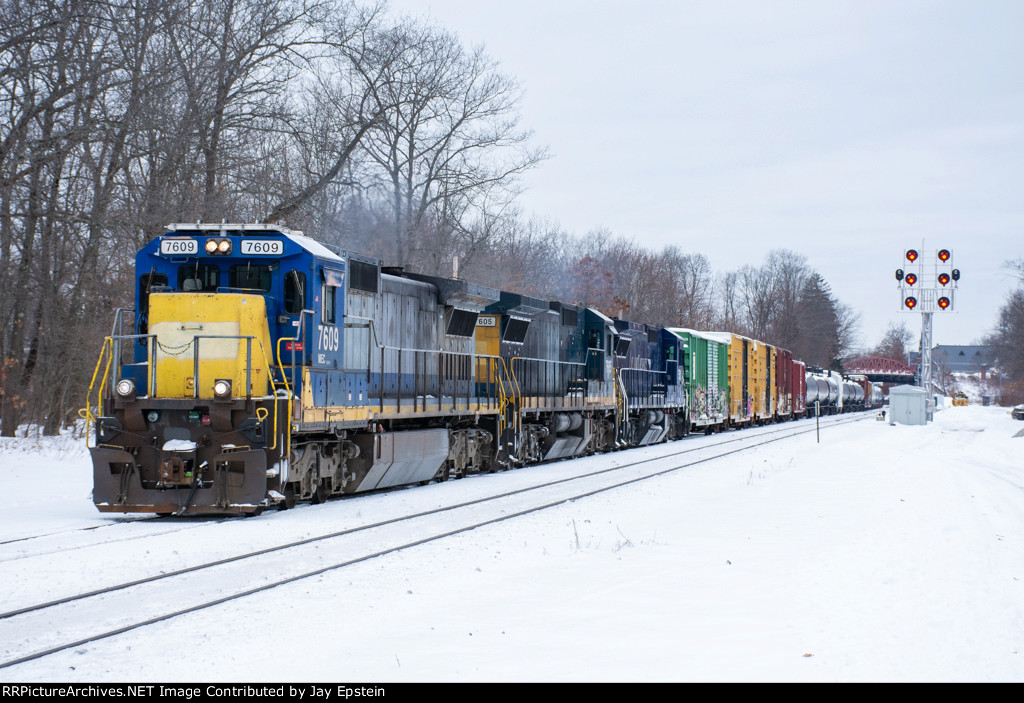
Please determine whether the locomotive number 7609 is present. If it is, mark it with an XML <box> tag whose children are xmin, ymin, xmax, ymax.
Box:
<box><xmin>318</xmin><ymin>324</ymin><xmax>339</xmax><ymax>353</ymax></box>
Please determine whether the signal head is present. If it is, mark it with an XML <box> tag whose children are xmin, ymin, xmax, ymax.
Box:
<box><xmin>938</xmin><ymin>296</ymin><xmax>951</xmax><ymax>310</ymax></box>
<box><xmin>938</xmin><ymin>249</ymin><xmax>951</xmax><ymax>262</ymax></box>
<box><xmin>904</xmin><ymin>296</ymin><xmax>918</xmax><ymax>310</ymax></box>
<box><xmin>938</xmin><ymin>272</ymin><xmax>950</xmax><ymax>286</ymax></box>
<box><xmin>895</xmin><ymin>268</ymin><xmax>904</xmax><ymax>282</ymax></box>
<box><xmin>906</xmin><ymin>249</ymin><xmax>919</xmax><ymax>262</ymax></box>
<box><xmin>904</xmin><ymin>272</ymin><xmax>917</xmax><ymax>286</ymax></box>
<box><xmin>952</xmin><ymin>269</ymin><xmax>960</xmax><ymax>281</ymax></box>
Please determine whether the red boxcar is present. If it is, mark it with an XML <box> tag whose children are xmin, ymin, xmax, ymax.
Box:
<box><xmin>791</xmin><ymin>359</ymin><xmax>807</xmax><ymax>418</ymax></box>
<box><xmin>775</xmin><ymin>347</ymin><xmax>793</xmax><ymax>419</ymax></box>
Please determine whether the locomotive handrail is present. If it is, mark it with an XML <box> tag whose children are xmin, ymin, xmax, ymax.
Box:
<box><xmin>613</xmin><ymin>368</ymin><xmax>628</xmax><ymax>445</ymax></box>
<box><xmin>615</xmin><ymin>366</ymin><xmax>684</xmax><ymax>409</ymax></box>
<box><xmin>276</xmin><ymin>308</ymin><xmax>315</xmax><ymax>397</ymax></box>
<box><xmin>188</xmin><ymin>335</ymin><xmax>277</xmax><ymax>399</ymax></box>
<box><xmin>82</xmin><ymin>330</ymin><xmax>286</xmax><ymax>454</ymax></box>
<box><xmin>508</xmin><ymin>355</ymin><xmax>589</xmax><ymax>407</ymax></box>
<box><xmin>109</xmin><ymin>333</ymin><xmax>158</xmax><ymax>397</ymax></box>
<box><xmin>110</xmin><ymin>307</ymin><xmax>134</xmax><ymax>337</ymax></box>
<box><xmin>282</xmin><ymin>312</ymin><xmax>510</xmax><ymax>419</ymax></box>
<box><xmin>377</xmin><ymin>344</ymin><xmax>507</xmax><ymax>415</ymax></box>
<box><xmin>80</xmin><ymin>338</ymin><xmax>117</xmax><ymax>448</ymax></box>
<box><xmin>186</xmin><ymin>333</ymin><xmax>286</xmax><ymax>455</ymax></box>
<box><xmin>341</xmin><ymin>315</ymin><xmax>509</xmax><ymax>415</ymax></box>
<box><xmin>79</xmin><ymin>333</ymin><xmax>156</xmax><ymax>448</ymax></box>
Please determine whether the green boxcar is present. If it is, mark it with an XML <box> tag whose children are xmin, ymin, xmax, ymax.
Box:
<box><xmin>667</xmin><ymin>328</ymin><xmax>729</xmax><ymax>431</ymax></box>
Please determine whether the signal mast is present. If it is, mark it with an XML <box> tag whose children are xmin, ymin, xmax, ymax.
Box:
<box><xmin>895</xmin><ymin>246</ymin><xmax>960</xmax><ymax>391</ymax></box>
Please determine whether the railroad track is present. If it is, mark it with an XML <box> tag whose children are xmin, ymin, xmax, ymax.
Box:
<box><xmin>0</xmin><ymin>413</ymin><xmax>868</xmax><ymax>671</ymax></box>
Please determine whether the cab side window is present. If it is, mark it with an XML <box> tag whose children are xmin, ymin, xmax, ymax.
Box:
<box><xmin>284</xmin><ymin>271</ymin><xmax>306</xmax><ymax>314</ymax></box>
<box><xmin>321</xmin><ymin>268</ymin><xmax>343</xmax><ymax>324</ymax></box>
<box><xmin>322</xmin><ymin>280</ymin><xmax>336</xmax><ymax>324</ymax></box>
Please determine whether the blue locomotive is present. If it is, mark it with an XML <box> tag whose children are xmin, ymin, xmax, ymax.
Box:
<box><xmin>84</xmin><ymin>224</ymin><xmax>688</xmax><ymax>515</ymax></box>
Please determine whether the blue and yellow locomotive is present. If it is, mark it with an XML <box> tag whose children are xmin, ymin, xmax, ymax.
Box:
<box><xmin>85</xmin><ymin>224</ymin><xmax>689</xmax><ymax>515</ymax></box>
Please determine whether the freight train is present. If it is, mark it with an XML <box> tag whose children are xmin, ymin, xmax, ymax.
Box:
<box><xmin>83</xmin><ymin>224</ymin><xmax>877</xmax><ymax>516</ymax></box>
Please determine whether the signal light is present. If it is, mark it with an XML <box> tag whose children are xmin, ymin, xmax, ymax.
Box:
<box><xmin>904</xmin><ymin>273</ymin><xmax>917</xmax><ymax>286</ymax></box>
<box><xmin>906</xmin><ymin>249</ymin><xmax>918</xmax><ymax>262</ymax></box>
<box><xmin>938</xmin><ymin>272</ymin><xmax>950</xmax><ymax>286</ymax></box>
<box><xmin>952</xmin><ymin>269</ymin><xmax>960</xmax><ymax>281</ymax></box>
<box><xmin>938</xmin><ymin>297</ymin><xmax>951</xmax><ymax>310</ymax></box>
<box><xmin>895</xmin><ymin>268</ymin><xmax>904</xmax><ymax>282</ymax></box>
<box><xmin>938</xmin><ymin>249</ymin><xmax>950</xmax><ymax>262</ymax></box>
<box><xmin>904</xmin><ymin>296</ymin><xmax>917</xmax><ymax>309</ymax></box>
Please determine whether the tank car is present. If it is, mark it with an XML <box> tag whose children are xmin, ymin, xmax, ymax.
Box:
<box><xmin>805</xmin><ymin>368</ymin><xmax>840</xmax><ymax>415</ymax></box>
<box><xmin>842</xmin><ymin>376</ymin><xmax>865</xmax><ymax>411</ymax></box>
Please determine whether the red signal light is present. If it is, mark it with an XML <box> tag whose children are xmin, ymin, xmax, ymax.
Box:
<box><xmin>904</xmin><ymin>296</ymin><xmax>917</xmax><ymax>309</ymax></box>
<box><xmin>938</xmin><ymin>249</ymin><xmax>950</xmax><ymax>262</ymax></box>
<box><xmin>938</xmin><ymin>272</ymin><xmax>950</xmax><ymax>286</ymax></box>
<box><xmin>938</xmin><ymin>297</ymin><xmax>950</xmax><ymax>310</ymax></box>
<box><xmin>904</xmin><ymin>273</ymin><xmax>917</xmax><ymax>286</ymax></box>
<box><xmin>906</xmin><ymin>249</ymin><xmax>918</xmax><ymax>262</ymax></box>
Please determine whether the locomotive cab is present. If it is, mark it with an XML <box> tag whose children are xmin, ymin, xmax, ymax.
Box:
<box><xmin>88</xmin><ymin>224</ymin><xmax>326</xmax><ymax>514</ymax></box>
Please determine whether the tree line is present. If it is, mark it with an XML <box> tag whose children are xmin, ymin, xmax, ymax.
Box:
<box><xmin>987</xmin><ymin>260</ymin><xmax>1024</xmax><ymax>404</ymax></box>
<box><xmin>0</xmin><ymin>0</ymin><xmax>859</xmax><ymax>436</ymax></box>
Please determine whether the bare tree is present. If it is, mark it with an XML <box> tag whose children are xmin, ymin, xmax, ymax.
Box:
<box><xmin>713</xmin><ymin>270</ymin><xmax>741</xmax><ymax>332</ymax></box>
<box><xmin>765</xmin><ymin>249</ymin><xmax>808</xmax><ymax>350</ymax></box>
<box><xmin>833</xmin><ymin>300</ymin><xmax>861</xmax><ymax>365</ymax></box>
<box><xmin>988</xmin><ymin>287</ymin><xmax>1024</xmax><ymax>404</ymax></box>
<box><xmin>737</xmin><ymin>263</ymin><xmax>777</xmax><ymax>341</ymax></box>
<box><xmin>1</xmin><ymin>0</ymin><xmax>122</xmax><ymax>435</ymax></box>
<box><xmin>671</xmin><ymin>248</ymin><xmax>715</xmax><ymax>329</ymax></box>
<box><xmin>873</xmin><ymin>321</ymin><xmax>914</xmax><ymax>362</ymax></box>
<box><xmin>352</xmin><ymin>18</ymin><xmax>547</xmax><ymax>270</ymax></box>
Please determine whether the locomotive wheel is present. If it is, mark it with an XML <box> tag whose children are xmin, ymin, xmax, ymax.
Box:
<box><xmin>277</xmin><ymin>484</ymin><xmax>296</xmax><ymax>510</ymax></box>
<box><xmin>311</xmin><ymin>480</ymin><xmax>329</xmax><ymax>504</ymax></box>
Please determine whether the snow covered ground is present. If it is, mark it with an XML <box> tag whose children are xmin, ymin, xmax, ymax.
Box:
<box><xmin>1</xmin><ymin>405</ymin><xmax>1022</xmax><ymax>682</ymax></box>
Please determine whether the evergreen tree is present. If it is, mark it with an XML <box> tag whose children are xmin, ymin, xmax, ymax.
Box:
<box><xmin>794</xmin><ymin>273</ymin><xmax>840</xmax><ymax>368</ymax></box>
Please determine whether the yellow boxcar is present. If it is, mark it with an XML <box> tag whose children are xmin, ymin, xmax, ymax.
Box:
<box><xmin>747</xmin><ymin>337</ymin><xmax>766</xmax><ymax>422</ymax></box>
<box><xmin>757</xmin><ymin>342</ymin><xmax>776</xmax><ymax>422</ymax></box>
<box><xmin>705</xmin><ymin>332</ymin><xmax>748</xmax><ymax>425</ymax></box>
<box><xmin>704</xmin><ymin>333</ymin><xmax>780</xmax><ymax>426</ymax></box>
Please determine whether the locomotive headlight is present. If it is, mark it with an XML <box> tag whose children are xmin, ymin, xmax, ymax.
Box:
<box><xmin>115</xmin><ymin>378</ymin><xmax>136</xmax><ymax>398</ymax></box>
<box><xmin>146</xmin><ymin>410</ymin><xmax>160</xmax><ymax>423</ymax></box>
<box><xmin>213</xmin><ymin>379</ymin><xmax>232</xmax><ymax>399</ymax></box>
<box><xmin>204</xmin><ymin>238</ymin><xmax>232</xmax><ymax>255</ymax></box>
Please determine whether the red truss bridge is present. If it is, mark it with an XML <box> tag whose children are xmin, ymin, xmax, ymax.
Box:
<box><xmin>843</xmin><ymin>356</ymin><xmax>915</xmax><ymax>385</ymax></box>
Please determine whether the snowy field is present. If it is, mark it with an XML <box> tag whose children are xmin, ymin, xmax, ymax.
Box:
<box><xmin>0</xmin><ymin>405</ymin><xmax>1022</xmax><ymax>683</ymax></box>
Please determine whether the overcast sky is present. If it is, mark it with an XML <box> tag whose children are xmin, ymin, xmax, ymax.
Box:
<box><xmin>386</xmin><ymin>0</ymin><xmax>1024</xmax><ymax>350</ymax></box>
